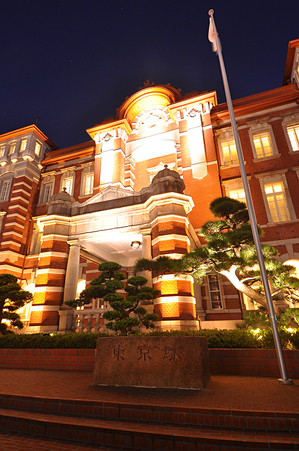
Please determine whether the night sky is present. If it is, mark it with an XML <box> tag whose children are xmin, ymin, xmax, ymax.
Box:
<box><xmin>1</xmin><ymin>0</ymin><xmax>299</xmax><ymax>149</ymax></box>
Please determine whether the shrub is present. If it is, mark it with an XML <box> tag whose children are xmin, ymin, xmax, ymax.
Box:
<box><xmin>0</xmin><ymin>332</ymin><xmax>108</xmax><ymax>349</ymax></box>
<box><xmin>0</xmin><ymin>328</ymin><xmax>298</xmax><ymax>349</ymax></box>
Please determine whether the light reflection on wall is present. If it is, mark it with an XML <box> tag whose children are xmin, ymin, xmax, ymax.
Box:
<box><xmin>284</xmin><ymin>259</ymin><xmax>299</xmax><ymax>278</ymax></box>
<box><xmin>100</xmin><ymin>150</ymin><xmax>114</xmax><ymax>184</ymax></box>
<box><xmin>76</xmin><ymin>279</ymin><xmax>86</xmax><ymax>299</ymax></box>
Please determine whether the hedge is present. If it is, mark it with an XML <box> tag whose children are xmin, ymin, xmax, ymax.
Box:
<box><xmin>0</xmin><ymin>328</ymin><xmax>298</xmax><ymax>349</ymax></box>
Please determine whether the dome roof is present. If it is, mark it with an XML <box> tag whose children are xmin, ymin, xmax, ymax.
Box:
<box><xmin>115</xmin><ymin>84</ymin><xmax>182</xmax><ymax>127</ymax></box>
<box><xmin>150</xmin><ymin>165</ymin><xmax>185</xmax><ymax>195</ymax></box>
<box><xmin>152</xmin><ymin>165</ymin><xmax>182</xmax><ymax>183</ymax></box>
<box><xmin>50</xmin><ymin>188</ymin><xmax>74</xmax><ymax>203</ymax></box>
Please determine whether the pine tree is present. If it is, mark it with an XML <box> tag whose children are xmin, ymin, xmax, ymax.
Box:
<box><xmin>135</xmin><ymin>197</ymin><xmax>299</xmax><ymax>318</ymax></box>
<box><xmin>0</xmin><ymin>274</ymin><xmax>33</xmax><ymax>334</ymax></box>
<box><xmin>65</xmin><ymin>261</ymin><xmax>159</xmax><ymax>335</ymax></box>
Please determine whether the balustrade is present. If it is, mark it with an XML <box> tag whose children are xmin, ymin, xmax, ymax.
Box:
<box><xmin>72</xmin><ymin>307</ymin><xmax>109</xmax><ymax>333</ymax></box>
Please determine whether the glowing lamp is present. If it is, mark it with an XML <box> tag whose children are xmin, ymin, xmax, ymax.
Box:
<box><xmin>131</xmin><ymin>240</ymin><xmax>142</xmax><ymax>250</ymax></box>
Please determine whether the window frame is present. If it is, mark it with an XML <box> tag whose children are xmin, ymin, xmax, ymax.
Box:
<box><xmin>281</xmin><ymin>114</ymin><xmax>299</xmax><ymax>154</ymax></box>
<box><xmin>82</xmin><ymin>172</ymin><xmax>94</xmax><ymax>196</ymax></box>
<box><xmin>43</xmin><ymin>183</ymin><xmax>54</xmax><ymax>203</ymax></box>
<box><xmin>249</xmin><ymin>126</ymin><xmax>280</xmax><ymax>161</ymax></box>
<box><xmin>263</xmin><ymin>181</ymin><xmax>291</xmax><ymax>223</ymax></box>
<box><xmin>8</xmin><ymin>142</ymin><xmax>16</xmax><ymax>155</ymax></box>
<box><xmin>216</xmin><ymin>127</ymin><xmax>244</xmax><ymax>168</ymax></box>
<box><xmin>39</xmin><ymin>173</ymin><xmax>56</xmax><ymax>205</ymax></box>
<box><xmin>256</xmin><ymin>172</ymin><xmax>296</xmax><ymax>224</ymax></box>
<box><xmin>223</xmin><ymin>179</ymin><xmax>247</xmax><ymax>205</ymax></box>
<box><xmin>34</xmin><ymin>141</ymin><xmax>41</xmax><ymax>156</ymax></box>
<box><xmin>252</xmin><ymin>131</ymin><xmax>274</xmax><ymax>159</ymax></box>
<box><xmin>62</xmin><ymin>176</ymin><xmax>73</xmax><ymax>195</ymax></box>
<box><xmin>0</xmin><ymin>144</ymin><xmax>6</xmax><ymax>158</ymax></box>
<box><xmin>59</xmin><ymin>168</ymin><xmax>76</xmax><ymax>196</ymax></box>
<box><xmin>207</xmin><ymin>274</ymin><xmax>224</xmax><ymax>310</ymax></box>
<box><xmin>286</xmin><ymin>123</ymin><xmax>299</xmax><ymax>152</ymax></box>
<box><xmin>219</xmin><ymin>138</ymin><xmax>238</xmax><ymax>166</ymax></box>
<box><xmin>20</xmin><ymin>138</ymin><xmax>28</xmax><ymax>152</ymax></box>
<box><xmin>0</xmin><ymin>178</ymin><xmax>12</xmax><ymax>202</ymax></box>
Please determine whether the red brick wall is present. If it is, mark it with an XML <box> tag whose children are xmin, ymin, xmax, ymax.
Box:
<box><xmin>209</xmin><ymin>348</ymin><xmax>299</xmax><ymax>378</ymax></box>
<box><xmin>0</xmin><ymin>348</ymin><xmax>298</xmax><ymax>377</ymax></box>
<box><xmin>0</xmin><ymin>348</ymin><xmax>95</xmax><ymax>371</ymax></box>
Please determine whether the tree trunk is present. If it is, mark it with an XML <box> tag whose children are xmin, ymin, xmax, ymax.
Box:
<box><xmin>220</xmin><ymin>266</ymin><xmax>281</xmax><ymax>316</ymax></box>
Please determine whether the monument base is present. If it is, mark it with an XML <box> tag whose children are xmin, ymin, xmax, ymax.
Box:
<box><xmin>93</xmin><ymin>336</ymin><xmax>210</xmax><ymax>389</ymax></box>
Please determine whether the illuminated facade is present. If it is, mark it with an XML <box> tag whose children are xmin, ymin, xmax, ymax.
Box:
<box><xmin>1</xmin><ymin>39</ymin><xmax>299</xmax><ymax>333</ymax></box>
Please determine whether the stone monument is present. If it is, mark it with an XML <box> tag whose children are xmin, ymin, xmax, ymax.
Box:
<box><xmin>93</xmin><ymin>336</ymin><xmax>210</xmax><ymax>389</ymax></box>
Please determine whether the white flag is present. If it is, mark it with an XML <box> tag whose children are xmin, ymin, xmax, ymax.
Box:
<box><xmin>208</xmin><ymin>17</ymin><xmax>219</xmax><ymax>53</ymax></box>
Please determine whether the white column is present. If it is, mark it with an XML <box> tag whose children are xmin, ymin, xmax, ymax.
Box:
<box><xmin>63</xmin><ymin>239</ymin><xmax>80</xmax><ymax>302</ymax></box>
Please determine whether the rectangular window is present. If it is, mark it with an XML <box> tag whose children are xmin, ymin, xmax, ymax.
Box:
<box><xmin>62</xmin><ymin>177</ymin><xmax>73</xmax><ymax>194</ymax></box>
<box><xmin>0</xmin><ymin>145</ymin><xmax>5</xmax><ymax>157</ymax></box>
<box><xmin>20</xmin><ymin>139</ymin><xmax>27</xmax><ymax>152</ymax></box>
<box><xmin>83</xmin><ymin>173</ymin><xmax>94</xmax><ymax>195</ymax></box>
<box><xmin>253</xmin><ymin>132</ymin><xmax>273</xmax><ymax>158</ymax></box>
<box><xmin>286</xmin><ymin>124</ymin><xmax>299</xmax><ymax>151</ymax></box>
<box><xmin>8</xmin><ymin>142</ymin><xmax>16</xmax><ymax>155</ymax></box>
<box><xmin>264</xmin><ymin>181</ymin><xmax>291</xmax><ymax>222</ymax></box>
<box><xmin>220</xmin><ymin>139</ymin><xmax>238</xmax><ymax>165</ymax></box>
<box><xmin>0</xmin><ymin>179</ymin><xmax>12</xmax><ymax>201</ymax></box>
<box><xmin>43</xmin><ymin>183</ymin><xmax>53</xmax><ymax>203</ymax></box>
<box><xmin>34</xmin><ymin>142</ymin><xmax>41</xmax><ymax>156</ymax></box>
<box><xmin>227</xmin><ymin>188</ymin><xmax>246</xmax><ymax>204</ymax></box>
<box><xmin>208</xmin><ymin>274</ymin><xmax>222</xmax><ymax>309</ymax></box>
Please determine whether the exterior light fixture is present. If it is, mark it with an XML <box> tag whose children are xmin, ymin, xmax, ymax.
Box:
<box><xmin>131</xmin><ymin>240</ymin><xmax>141</xmax><ymax>250</ymax></box>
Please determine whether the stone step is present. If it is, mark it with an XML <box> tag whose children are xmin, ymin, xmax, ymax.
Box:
<box><xmin>0</xmin><ymin>392</ymin><xmax>298</xmax><ymax>433</ymax></box>
<box><xmin>0</xmin><ymin>430</ymin><xmax>122</xmax><ymax>451</ymax></box>
<box><xmin>0</xmin><ymin>406</ymin><xmax>299</xmax><ymax>450</ymax></box>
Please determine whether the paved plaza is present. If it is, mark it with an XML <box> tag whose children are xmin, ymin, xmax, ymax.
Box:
<box><xmin>0</xmin><ymin>369</ymin><xmax>298</xmax><ymax>450</ymax></box>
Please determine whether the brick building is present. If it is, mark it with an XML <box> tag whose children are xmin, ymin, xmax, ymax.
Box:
<box><xmin>0</xmin><ymin>39</ymin><xmax>299</xmax><ymax>334</ymax></box>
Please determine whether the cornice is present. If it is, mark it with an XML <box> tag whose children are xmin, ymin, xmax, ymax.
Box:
<box><xmin>86</xmin><ymin>118</ymin><xmax>131</xmax><ymax>140</ymax></box>
<box><xmin>169</xmin><ymin>90</ymin><xmax>217</xmax><ymax>114</ymax></box>
<box><xmin>42</xmin><ymin>141</ymin><xmax>95</xmax><ymax>166</ymax></box>
<box><xmin>211</xmin><ymin>84</ymin><xmax>299</xmax><ymax>124</ymax></box>
<box><xmin>283</xmin><ymin>38</ymin><xmax>299</xmax><ymax>85</ymax></box>
<box><xmin>0</xmin><ymin>124</ymin><xmax>57</xmax><ymax>149</ymax></box>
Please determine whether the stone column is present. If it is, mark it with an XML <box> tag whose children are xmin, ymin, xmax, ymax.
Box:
<box><xmin>63</xmin><ymin>239</ymin><xmax>80</xmax><ymax>303</ymax></box>
<box><xmin>94</xmin><ymin>313</ymin><xmax>100</xmax><ymax>331</ymax></box>
<box><xmin>141</xmin><ymin>229</ymin><xmax>152</xmax><ymax>286</ymax></box>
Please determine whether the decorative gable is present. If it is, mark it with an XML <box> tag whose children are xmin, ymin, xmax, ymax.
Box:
<box><xmin>82</xmin><ymin>186</ymin><xmax>135</xmax><ymax>206</ymax></box>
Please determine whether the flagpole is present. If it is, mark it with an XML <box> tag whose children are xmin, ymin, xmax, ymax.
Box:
<box><xmin>208</xmin><ymin>9</ymin><xmax>292</xmax><ymax>384</ymax></box>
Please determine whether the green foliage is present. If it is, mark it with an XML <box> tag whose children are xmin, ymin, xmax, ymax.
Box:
<box><xmin>134</xmin><ymin>197</ymin><xmax>299</xmax><ymax>316</ymax></box>
<box><xmin>0</xmin><ymin>332</ymin><xmax>108</xmax><ymax>348</ymax></box>
<box><xmin>64</xmin><ymin>298</ymin><xmax>83</xmax><ymax>308</ymax></box>
<box><xmin>148</xmin><ymin>328</ymin><xmax>299</xmax><ymax>349</ymax></box>
<box><xmin>66</xmin><ymin>261</ymin><xmax>160</xmax><ymax>335</ymax></box>
<box><xmin>279</xmin><ymin>308</ymin><xmax>299</xmax><ymax>328</ymax></box>
<box><xmin>0</xmin><ymin>328</ymin><xmax>298</xmax><ymax>349</ymax></box>
<box><xmin>238</xmin><ymin>308</ymin><xmax>299</xmax><ymax>330</ymax></box>
<box><xmin>103</xmin><ymin>273</ymin><xmax>159</xmax><ymax>335</ymax></box>
<box><xmin>0</xmin><ymin>274</ymin><xmax>33</xmax><ymax>334</ymax></box>
<box><xmin>134</xmin><ymin>256</ymin><xmax>179</xmax><ymax>278</ymax></box>
<box><xmin>236</xmin><ymin>311</ymin><xmax>271</xmax><ymax>330</ymax></box>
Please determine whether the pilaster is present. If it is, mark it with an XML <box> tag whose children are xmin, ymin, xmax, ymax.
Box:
<box><xmin>28</xmin><ymin>217</ymin><xmax>70</xmax><ymax>332</ymax></box>
<box><xmin>64</xmin><ymin>239</ymin><xmax>81</xmax><ymax>302</ymax></box>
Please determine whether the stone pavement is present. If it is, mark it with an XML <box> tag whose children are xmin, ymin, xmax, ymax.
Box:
<box><xmin>0</xmin><ymin>369</ymin><xmax>298</xmax><ymax>450</ymax></box>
